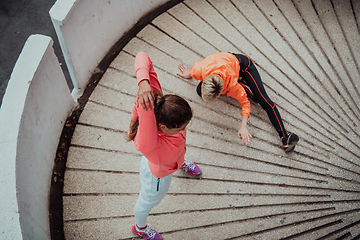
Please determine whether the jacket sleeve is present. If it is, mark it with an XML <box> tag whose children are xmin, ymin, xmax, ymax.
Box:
<box><xmin>134</xmin><ymin>51</ymin><xmax>162</xmax><ymax>92</ymax></box>
<box><xmin>133</xmin><ymin>51</ymin><xmax>160</xmax><ymax>153</ymax></box>
<box><xmin>190</xmin><ymin>61</ymin><xmax>204</xmax><ymax>81</ymax></box>
<box><xmin>226</xmin><ymin>83</ymin><xmax>251</xmax><ymax>117</ymax></box>
<box><xmin>134</xmin><ymin>103</ymin><xmax>159</xmax><ymax>153</ymax></box>
<box><xmin>134</xmin><ymin>51</ymin><xmax>152</xmax><ymax>84</ymax></box>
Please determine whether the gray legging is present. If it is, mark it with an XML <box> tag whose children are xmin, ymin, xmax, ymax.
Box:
<box><xmin>134</xmin><ymin>156</ymin><xmax>173</xmax><ymax>227</ymax></box>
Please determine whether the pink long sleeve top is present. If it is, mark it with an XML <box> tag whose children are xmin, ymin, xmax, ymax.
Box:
<box><xmin>130</xmin><ymin>51</ymin><xmax>186</xmax><ymax>178</ymax></box>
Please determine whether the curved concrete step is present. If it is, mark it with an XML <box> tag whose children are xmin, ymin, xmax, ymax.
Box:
<box><xmin>62</xmin><ymin>0</ymin><xmax>360</xmax><ymax>239</ymax></box>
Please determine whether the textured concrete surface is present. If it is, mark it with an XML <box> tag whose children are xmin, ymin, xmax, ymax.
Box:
<box><xmin>62</xmin><ymin>0</ymin><xmax>360</xmax><ymax>239</ymax></box>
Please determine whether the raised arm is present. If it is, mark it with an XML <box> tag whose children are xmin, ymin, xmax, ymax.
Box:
<box><xmin>132</xmin><ymin>52</ymin><xmax>161</xmax><ymax>153</ymax></box>
<box><xmin>134</xmin><ymin>51</ymin><xmax>162</xmax><ymax>110</ymax></box>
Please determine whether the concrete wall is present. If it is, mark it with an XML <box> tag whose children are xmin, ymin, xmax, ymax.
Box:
<box><xmin>0</xmin><ymin>0</ymin><xmax>171</xmax><ymax>239</ymax></box>
<box><xmin>0</xmin><ymin>35</ymin><xmax>75</xmax><ymax>239</ymax></box>
<box><xmin>50</xmin><ymin>0</ymin><xmax>169</xmax><ymax>100</ymax></box>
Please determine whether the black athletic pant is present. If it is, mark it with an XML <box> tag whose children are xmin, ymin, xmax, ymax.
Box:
<box><xmin>196</xmin><ymin>54</ymin><xmax>287</xmax><ymax>138</ymax></box>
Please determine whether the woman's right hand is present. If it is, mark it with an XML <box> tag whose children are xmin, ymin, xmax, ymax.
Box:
<box><xmin>136</xmin><ymin>80</ymin><xmax>154</xmax><ymax>110</ymax></box>
<box><xmin>178</xmin><ymin>64</ymin><xmax>192</xmax><ymax>79</ymax></box>
<box><xmin>237</xmin><ymin>126</ymin><xmax>252</xmax><ymax>145</ymax></box>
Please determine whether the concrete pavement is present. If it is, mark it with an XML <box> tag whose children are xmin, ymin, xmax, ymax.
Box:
<box><xmin>0</xmin><ymin>0</ymin><xmax>71</xmax><ymax>107</ymax></box>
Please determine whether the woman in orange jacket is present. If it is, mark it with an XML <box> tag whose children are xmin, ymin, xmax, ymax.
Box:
<box><xmin>178</xmin><ymin>52</ymin><xmax>299</xmax><ymax>152</ymax></box>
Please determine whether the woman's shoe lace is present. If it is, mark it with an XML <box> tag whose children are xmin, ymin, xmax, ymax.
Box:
<box><xmin>145</xmin><ymin>227</ymin><xmax>157</xmax><ymax>238</ymax></box>
<box><xmin>185</xmin><ymin>160</ymin><xmax>196</xmax><ymax>171</ymax></box>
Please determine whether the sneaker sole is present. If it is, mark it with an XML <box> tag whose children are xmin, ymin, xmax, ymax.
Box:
<box><xmin>181</xmin><ymin>168</ymin><xmax>202</xmax><ymax>176</ymax></box>
<box><xmin>284</xmin><ymin>144</ymin><xmax>296</xmax><ymax>153</ymax></box>
<box><xmin>186</xmin><ymin>171</ymin><xmax>202</xmax><ymax>176</ymax></box>
<box><xmin>180</xmin><ymin>166</ymin><xmax>202</xmax><ymax>176</ymax></box>
<box><xmin>284</xmin><ymin>140</ymin><xmax>298</xmax><ymax>153</ymax></box>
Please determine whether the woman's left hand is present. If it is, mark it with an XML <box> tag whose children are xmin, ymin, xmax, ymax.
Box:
<box><xmin>238</xmin><ymin>126</ymin><xmax>252</xmax><ymax>145</ymax></box>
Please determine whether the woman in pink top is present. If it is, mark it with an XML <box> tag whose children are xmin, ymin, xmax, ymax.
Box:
<box><xmin>127</xmin><ymin>52</ymin><xmax>202</xmax><ymax>240</ymax></box>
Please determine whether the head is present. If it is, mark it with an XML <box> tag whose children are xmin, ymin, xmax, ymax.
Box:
<box><xmin>126</xmin><ymin>93</ymin><xmax>192</xmax><ymax>141</ymax></box>
<box><xmin>154</xmin><ymin>94</ymin><xmax>192</xmax><ymax>135</ymax></box>
<box><xmin>201</xmin><ymin>74</ymin><xmax>224</xmax><ymax>102</ymax></box>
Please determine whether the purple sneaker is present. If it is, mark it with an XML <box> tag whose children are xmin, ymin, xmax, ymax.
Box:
<box><xmin>180</xmin><ymin>159</ymin><xmax>202</xmax><ymax>176</ymax></box>
<box><xmin>132</xmin><ymin>224</ymin><xmax>162</xmax><ymax>240</ymax></box>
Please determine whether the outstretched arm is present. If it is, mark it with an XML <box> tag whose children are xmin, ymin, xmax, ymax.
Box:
<box><xmin>237</xmin><ymin>115</ymin><xmax>252</xmax><ymax>145</ymax></box>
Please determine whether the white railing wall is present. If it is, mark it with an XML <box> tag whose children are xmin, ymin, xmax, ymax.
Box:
<box><xmin>50</xmin><ymin>0</ymin><xmax>169</xmax><ymax>100</ymax></box>
<box><xmin>0</xmin><ymin>35</ymin><xmax>75</xmax><ymax>240</ymax></box>
<box><xmin>0</xmin><ymin>0</ymin><xmax>171</xmax><ymax>239</ymax></box>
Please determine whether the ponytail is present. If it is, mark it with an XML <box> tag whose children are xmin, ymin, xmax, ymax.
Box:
<box><xmin>154</xmin><ymin>94</ymin><xmax>192</xmax><ymax>129</ymax></box>
<box><xmin>126</xmin><ymin>119</ymin><xmax>139</xmax><ymax>142</ymax></box>
<box><xmin>126</xmin><ymin>93</ymin><xmax>192</xmax><ymax>141</ymax></box>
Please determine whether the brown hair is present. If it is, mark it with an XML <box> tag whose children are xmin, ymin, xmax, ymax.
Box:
<box><xmin>127</xmin><ymin>93</ymin><xmax>192</xmax><ymax>141</ymax></box>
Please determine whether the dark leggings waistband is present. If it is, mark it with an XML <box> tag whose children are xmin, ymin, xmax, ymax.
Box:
<box><xmin>230</xmin><ymin>53</ymin><xmax>251</xmax><ymax>71</ymax></box>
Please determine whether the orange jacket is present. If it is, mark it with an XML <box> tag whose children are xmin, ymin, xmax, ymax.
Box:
<box><xmin>190</xmin><ymin>52</ymin><xmax>251</xmax><ymax>117</ymax></box>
